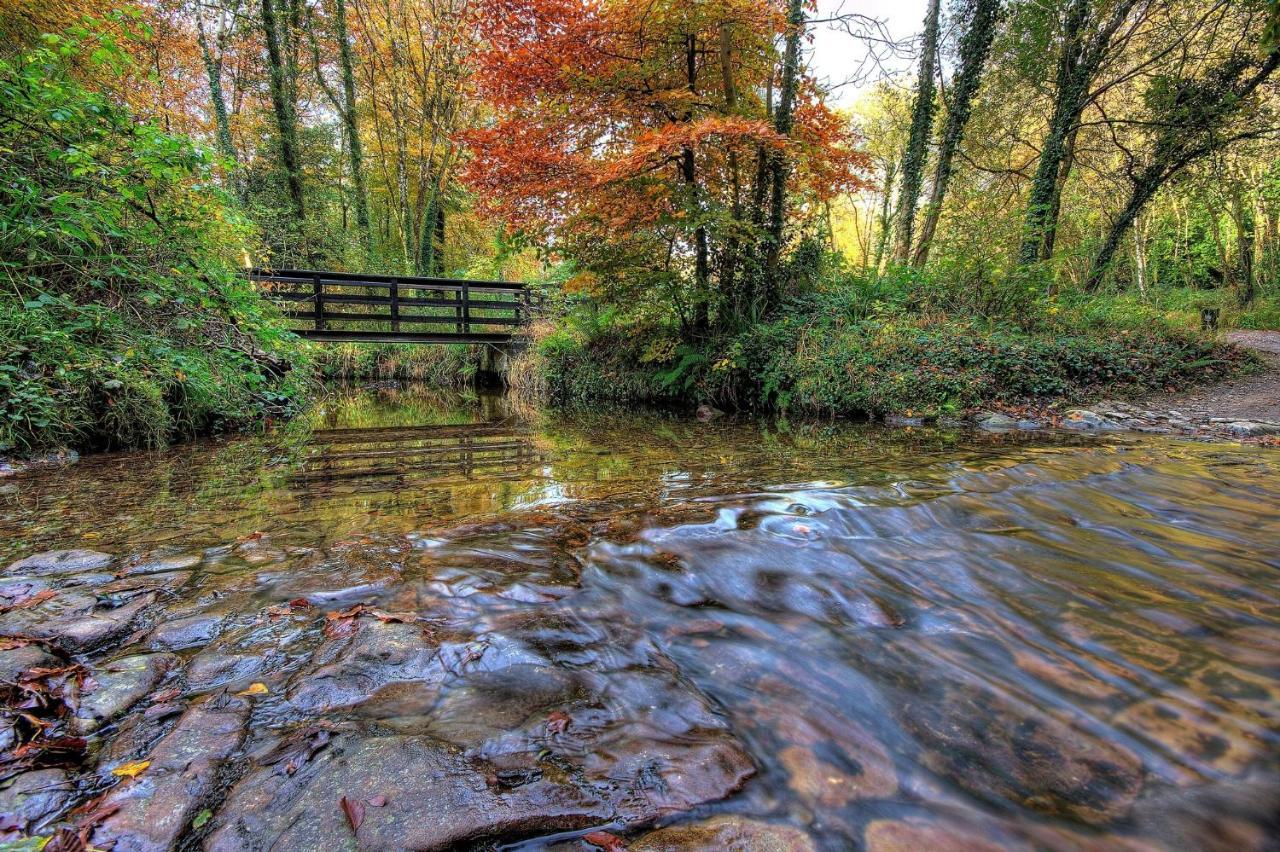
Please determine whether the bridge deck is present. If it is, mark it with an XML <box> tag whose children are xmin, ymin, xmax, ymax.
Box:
<box><xmin>252</xmin><ymin>268</ymin><xmax>530</xmax><ymax>344</ymax></box>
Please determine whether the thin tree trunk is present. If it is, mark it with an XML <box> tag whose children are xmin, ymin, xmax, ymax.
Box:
<box><xmin>719</xmin><ymin>23</ymin><xmax>743</xmax><ymax>319</ymax></box>
<box><xmin>763</xmin><ymin>0</ymin><xmax>805</xmax><ymax>309</ymax></box>
<box><xmin>334</xmin><ymin>0</ymin><xmax>370</xmax><ymax>241</ymax></box>
<box><xmin>912</xmin><ymin>0</ymin><xmax>998</xmax><ymax>266</ymax></box>
<box><xmin>892</xmin><ymin>0</ymin><xmax>941</xmax><ymax>263</ymax></box>
<box><xmin>195</xmin><ymin>8</ymin><xmax>242</xmax><ymax>201</ymax></box>
<box><xmin>262</xmin><ymin>0</ymin><xmax>305</xmax><ymax>221</ymax></box>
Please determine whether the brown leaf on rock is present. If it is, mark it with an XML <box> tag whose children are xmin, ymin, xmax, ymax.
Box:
<box><xmin>152</xmin><ymin>687</ymin><xmax>181</xmax><ymax>703</ymax></box>
<box><xmin>367</xmin><ymin>794</ymin><xmax>387</xmax><ymax>807</ymax></box>
<box><xmin>583</xmin><ymin>830</ymin><xmax>627</xmax><ymax>851</ymax></box>
<box><xmin>340</xmin><ymin>795</ymin><xmax>365</xmax><ymax>832</ymax></box>
<box><xmin>546</xmin><ymin>710</ymin><xmax>571</xmax><ymax>735</ymax></box>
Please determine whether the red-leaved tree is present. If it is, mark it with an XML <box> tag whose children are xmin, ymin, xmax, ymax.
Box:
<box><xmin>463</xmin><ymin>0</ymin><xmax>871</xmax><ymax>333</ymax></box>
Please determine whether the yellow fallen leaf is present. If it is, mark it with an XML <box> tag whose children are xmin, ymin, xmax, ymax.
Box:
<box><xmin>236</xmin><ymin>682</ymin><xmax>269</xmax><ymax>697</ymax></box>
<box><xmin>112</xmin><ymin>760</ymin><xmax>150</xmax><ymax>778</ymax></box>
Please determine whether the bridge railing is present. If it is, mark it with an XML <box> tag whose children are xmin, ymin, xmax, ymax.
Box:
<box><xmin>250</xmin><ymin>268</ymin><xmax>530</xmax><ymax>343</ymax></box>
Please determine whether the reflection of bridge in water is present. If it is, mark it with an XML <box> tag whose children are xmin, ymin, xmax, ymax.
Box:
<box><xmin>290</xmin><ymin>422</ymin><xmax>541</xmax><ymax>488</ymax></box>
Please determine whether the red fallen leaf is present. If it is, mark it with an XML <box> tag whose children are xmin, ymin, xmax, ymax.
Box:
<box><xmin>0</xmin><ymin>637</ymin><xmax>36</xmax><ymax>651</ymax></box>
<box><xmin>367</xmin><ymin>795</ymin><xmax>387</xmax><ymax>807</ymax></box>
<box><xmin>583</xmin><ymin>830</ymin><xmax>627</xmax><ymax>851</ymax></box>
<box><xmin>340</xmin><ymin>795</ymin><xmax>365</xmax><ymax>832</ymax></box>
<box><xmin>289</xmin><ymin>597</ymin><xmax>312</xmax><ymax>609</ymax></box>
<box><xmin>546</xmin><ymin>710</ymin><xmax>571</xmax><ymax>735</ymax></box>
<box><xmin>152</xmin><ymin>687</ymin><xmax>181</xmax><ymax>703</ymax></box>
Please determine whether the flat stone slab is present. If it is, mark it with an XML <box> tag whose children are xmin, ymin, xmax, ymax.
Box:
<box><xmin>74</xmin><ymin>653</ymin><xmax>178</xmax><ymax>733</ymax></box>
<box><xmin>90</xmin><ymin>694</ymin><xmax>252</xmax><ymax>852</ymax></box>
<box><xmin>0</xmin><ymin>768</ymin><xmax>74</xmax><ymax>835</ymax></box>
<box><xmin>208</xmin><ymin>729</ymin><xmax>753</xmax><ymax>851</ymax></box>
<box><xmin>0</xmin><ymin>592</ymin><xmax>155</xmax><ymax>653</ymax></box>
<box><xmin>6</xmin><ymin>549</ymin><xmax>114</xmax><ymax>576</ymax></box>
<box><xmin>632</xmin><ymin>815</ymin><xmax>816</xmax><ymax>851</ymax></box>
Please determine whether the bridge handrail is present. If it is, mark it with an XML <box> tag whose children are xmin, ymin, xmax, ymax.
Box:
<box><xmin>250</xmin><ymin>267</ymin><xmax>526</xmax><ymax>292</ymax></box>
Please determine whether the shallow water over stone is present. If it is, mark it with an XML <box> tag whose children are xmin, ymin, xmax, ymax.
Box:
<box><xmin>1</xmin><ymin>385</ymin><xmax>1278</xmax><ymax>850</ymax></box>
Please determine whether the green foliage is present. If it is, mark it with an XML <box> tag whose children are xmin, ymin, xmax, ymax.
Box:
<box><xmin>312</xmin><ymin>343</ymin><xmax>478</xmax><ymax>386</ymax></box>
<box><xmin>528</xmin><ymin>265</ymin><xmax>1247</xmax><ymax>418</ymax></box>
<box><xmin>0</xmin><ymin>29</ymin><xmax>307</xmax><ymax>453</ymax></box>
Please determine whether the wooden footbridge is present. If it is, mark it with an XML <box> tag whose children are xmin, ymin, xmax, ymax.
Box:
<box><xmin>251</xmin><ymin>268</ymin><xmax>531</xmax><ymax>344</ymax></box>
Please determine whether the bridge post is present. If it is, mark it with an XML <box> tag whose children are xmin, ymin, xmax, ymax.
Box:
<box><xmin>462</xmin><ymin>282</ymin><xmax>471</xmax><ymax>336</ymax></box>
<box><xmin>390</xmin><ymin>278</ymin><xmax>400</xmax><ymax>333</ymax></box>
<box><xmin>312</xmin><ymin>273</ymin><xmax>325</xmax><ymax>331</ymax></box>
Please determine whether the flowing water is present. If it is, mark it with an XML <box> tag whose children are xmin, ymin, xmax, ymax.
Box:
<box><xmin>1</xmin><ymin>385</ymin><xmax>1278</xmax><ymax>851</ymax></box>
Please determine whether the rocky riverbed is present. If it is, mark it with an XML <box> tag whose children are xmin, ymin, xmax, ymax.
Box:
<box><xmin>1</xmin><ymin>388</ymin><xmax>1277</xmax><ymax>850</ymax></box>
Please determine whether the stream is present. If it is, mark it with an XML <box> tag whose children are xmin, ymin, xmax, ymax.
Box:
<box><xmin>1</xmin><ymin>384</ymin><xmax>1277</xmax><ymax>850</ymax></box>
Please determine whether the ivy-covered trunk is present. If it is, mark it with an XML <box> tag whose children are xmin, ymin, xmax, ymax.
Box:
<box><xmin>261</xmin><ymin>0</ymin><xmax>306</xmax><ymax>224</ymax></box>
<box><xmin>892</xmin><ymin>0</ymin><xmax>941</xmax><ymax>264</ymax></box>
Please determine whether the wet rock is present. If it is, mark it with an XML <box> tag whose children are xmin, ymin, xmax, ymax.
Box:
<box><xmin>287</xmin><ymin>620</ymin><xmax>447</xmax><ymax>713</ymax></box>
<box><xmin>1016</xmin><ymin>419</ymin><xmax>1042</xmax><ymax>430</ymax></box>
<box><xmin>631</xmin><ymin>815</ymin><xmax>816</xmax><ymax>851</ymax></box>
<box><xmin>696</xmin><ymin>404</ymin><xmax>723</xmax><ymax>421</ymax></box>
<box><xmin>0</xmin><ymin>591</ymin><xmax>154</xmax><ymax>653</ymax></box>
<box><xmin>0</xmin><ymin>768</ymin><xmax>74</xmax><ymax>833</ymax></box>
<box><xmin>184</xmin><ymin>651</ymin><xmax>270</xmax><ymax>692</ymax></box>
<box><xmin>118</xmin><ymin>553</ymin><xmax>202</xmax><ymax>576</ymax></box>
<box><xmin>1224</xmin><ymin>420</ymin><xmax>1280</xmax><ymax>437</ymax></box>
<box><xmin>90</xmin><ymin>694</ymin><xmax>251</xmax><ymax>852</ymax></box>
<box><xmin>0</xmin><ymin>642</ymin><xmax>62</xmax><ymax>682</ymax></box>
<box><xmin>6</xmin><ymin>549</ymin><xmax>113</xmax><ymax>576</ymax></box>
<box><xmin>886</xmin><ymin>415</ymin><xmax>925</xmax><ymax>427</ymax></box>
<box><xmin>1061</xmin><ymin>410</ymin><xmax>1124</xmax><ymax>431</ymax></box>
<box><xmin>864</xmin><ymin>818</ymin><xmax>1016</xmax><ymax>852</ymax></box>
<box><xmin>974</xmin><ymin>412</ymin><xmax>1018</xmax><ymax>431</ymax></box>
<box><xmin>903</xmin><ymin>680</ymin><xmax>1142</xmax><ymax>823</ymax></box>
<box><xmin>208</xmin><ymin>728</ymin><xmax>753</xmax><ymax>851</ymax></box>
<box><xmin>1112</xmin><ymin>698</ymin><xmax>1259</xmax><ymax>783</ymax></box>
<box><xmin>148</xmin><ymin>614</ymin><xmax>223</xmax><ymax>650</ymax></box>
<box><xmin>74</xmin><ymin>653</ymin><xmax>178</xmax><ymax>733</ymax></box>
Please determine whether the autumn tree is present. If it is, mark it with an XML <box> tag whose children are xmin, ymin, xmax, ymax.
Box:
<box><xmin>464</xmin><ymin>0</ymin><xmax>870</xmax><ymax>334</ymax></box>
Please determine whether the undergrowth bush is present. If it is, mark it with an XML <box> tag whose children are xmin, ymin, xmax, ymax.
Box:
<box><xmin>0</xmin><ymin>27</ymin><xmax>308</xmax><ymax>453</ymax></box>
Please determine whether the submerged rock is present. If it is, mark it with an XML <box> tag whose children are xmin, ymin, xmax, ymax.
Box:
<box><xmin>631</xmin><ymin>815</ymin><xmax>816</xmax><ymax>851</ymax></box>
<box><xmin>73</xmin><ymin>653</ymin><xmax>178</xmax><ymax>733</ymax></box>
<box><xmin>90</xmin><ymin>694</ymin><xmax>252</xmax><ymax>852</ymax></box>
<box><xmin>208</xmin><ymin>729</ymin><xmax>753</xmax><ymax>851</ymax></box>
<box><xmin>903</xmin><ymin>679</ymin><xmax>1143</xmax><ymax>824</ymax></box>
<box><xmin>864</xmin><ymin>818</ymin><xmax>1015</xmax><ymax>852</ymax></box>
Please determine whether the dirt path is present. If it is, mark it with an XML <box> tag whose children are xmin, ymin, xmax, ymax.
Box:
<box><xmin>1138</xmin><ymin>330</ymin><xmax>1280</xmax><ymax>422</ymax></box>
<box><xmin>1086</xmin><ymin>330</ymin><xmax>1280</xmax><ymax>441</ymax></box>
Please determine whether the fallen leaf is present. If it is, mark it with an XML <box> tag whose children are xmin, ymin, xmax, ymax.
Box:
<box><xmin>112</xmin><ymin>760</ymin><xmax>151</xmax><ymax>778</ymax></box>
<box><xmin>235</xmin><ymin>682</ymin><xmax>269</xmax><ymax>697</ymax></box>
<box><xmin>583</xmin><ymin>830</ymin><xmax>627</xmax><ymax>851</ymax></box>
<box><xmin>152</xmin><ymin>687</ymin><xmax>181</xmax><ymax>703</ymax></box>
<box><xmin>340</xmin><ymin>795</ymin><xmax>365</xmax><ymax>832</ymax></box>
<box><xmin>367</xmin><ymin>795</ymin><xmax>387</xmax><ymax>807</ymax></box>
<box><xmin>289</xmin><ymin>597</ymin><xmax>312</xmax><ymax>609</ymax></box>
<box><xmin>192</xmin><ymin>809</ymin><xmax>212</xmax><ymax>829</ymax></box>
<box><xmin>546</xmin><ymin>710</ymin><xmax>571</xmax><ymax>735</ymax></box>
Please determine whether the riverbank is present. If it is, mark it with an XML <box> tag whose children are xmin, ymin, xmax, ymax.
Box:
<box><xmin>511</xmin><ymin>301</ymin><xmax>1259</xmax><ymax>427</ymax></box>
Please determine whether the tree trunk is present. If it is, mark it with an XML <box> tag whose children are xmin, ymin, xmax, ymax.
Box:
<box><xmin>719</xmin><ymin>23</ymin><xmax>744</xmax><ymax>319</ymax></box>
<box><xmin>892</xmin><ymin>0</ymin><xmax>941</xmax><ymax>263</ymax></box>
<box><xmin>762</xmin><ymin>0</ymin><xmax>804</xmax><ymax>310</ymax></box>
<box><xmin>195</xmin><ymin>11</ymin><xmax>242</xmax><ymax>202</ymax></box>
<box><xmin>912</xmin><ymin>0</ymin><xmax>999</xmax><ymax>267</ymax></box>
<box><xmin>262</xmin><ymin>0</ymin><xmax>306</xmax><ymax>222</ymax></box>
<box><xmin>1233</xmin><ymin>186</ymin><xmax>1256</xmax><ymax>305</ymax></box>
<box><xmin>334</xmin><ymin>0</ymin><xmax>370</xmax><ymax>241</ymax></box>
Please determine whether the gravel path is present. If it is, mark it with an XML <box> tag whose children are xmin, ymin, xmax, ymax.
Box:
<box><xmin>1136</xmin><ymin>330</ymin><xmax>1280</xmax><ymax>423</ymax></box>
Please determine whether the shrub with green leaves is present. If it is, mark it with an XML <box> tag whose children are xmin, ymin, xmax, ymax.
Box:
<box><xmin>0</xmin><ymin>27</ymin><xmax>308</xmax><ymax>452</ymax></box>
